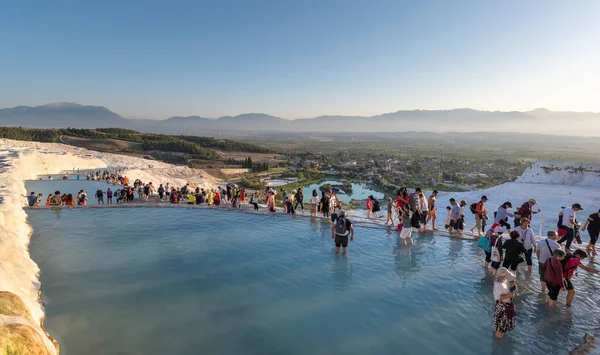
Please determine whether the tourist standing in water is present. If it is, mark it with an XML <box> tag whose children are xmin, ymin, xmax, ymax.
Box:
<box><xmin>470</xmin><ymin>195</ymin><xmax>488</xmax><ymax>237</ymax></box>
<box><xmin>251</xmin><ymin>191</ymin><xmax>259</xmax><ymax>210</ymax></box>
<box><xmin>366</xmin><ymin>196</ymin><xmax>373</xmax><ymax>218</ymax></box>
<box><xmin>106</xmin><ymin>188</ymin><xmax>113</xmax><ymax>204</ymax></box>
<box><xmin>65</xmin><ymin>194</ymin><xmax>76</xmax><ymax>206</ymax></box>
<box><xmin>515</xmin><ymin>218</ymin><xmax>536</xmax><ymax>271</ymax></box>
<box><xmin>418</xmin><ymin>192</ymin><xmax>428</xmax><ymax>233</ymax></box>
<box><xmin>494</xmin><ymin>202</ymin><xmax>514</xmax><ymax>232</ymax></box>
<box><xmin>493</xmin><ymin>267</ymin><xmax>516</xmax><ymax>339</ymax></box>
<box><xmin>295</xmin><ymin>187</ymin><xmax>304</xmax><ymax>213</ymax></box>
<box><xmin>49</xmin><ymin>191</ymin><xmax>63</xmax><ymax>206</ymax></box>
<box><xmin>489</xmin><ymin>226</ymin><xmax>505</xmax><ymax>275</ymax></box>
<box><xmin>320</xmin><ymin>191</ymin><xmax>330</xmax><ymax>219</ymax></box>
<box><xmin>309</xmin><ymin>190</ymin><xmax>319</xmax><ymax>217</ymax></box>
<box><xmin>399</xmin><ymin>204</ymin><xmax>414</xmax><ymax>246</ymax></box>
<box><xmin>542</xmin><ymin>249</ymin><xmax>566</xmax><ymax>308</ymax></box>
<box><xmin>448</xmin><ymin>198</ymin><xmax>461</xmax><ymax>232</ymax></box>
<box><xmin>581</xmin><ymin>209</ymin><xmax>600</xmax><ymax>258</ymax></box>
<box><xmin>24</xmin><ymin>192</ymin><xmax>37</xmax><ymax>207</ymax></box>
<box><xmin>502</xmin><ymin>230</ymin><xmax>526</xmax><ymax>272</ymax></box>
<box><xmin>444</xmin><ymin>206</ymin><xmax>452</xmax><ymax>230</ymax></box>
<box><xmin>96</xmin><ymin>188</ymin><xmax>104</xmax><ymax>204</ymax></box>
<box><xmin>158</xmin><ymin>184</ymin><xmax>165</xmax><ymax>200</ymax></box>
<box><xmin>536</xmin><ymin>230</ymin><xmax>561</xmax><ymax>293</ymax></box>
<box><xmin>331</xmin><ymin>211</ymin><xmax>354</xmax><ymax>254</ymax></box>
<box><xmin>514</xmin><ymin>198</ymin><xmax>540</xmax><ymax>228</ymax></box>
<box><xmin>281</xmin><ymin>188</ymin><xmax>287</xmax><ymax>213</ymax></box>
<box><xmin>385</xmin><ymin>198</ymin><xmax>394</xmax><ymax>225</ymax></box>
<box><xmin>426</xmin><ymin>190</ymin><xmax>438</xmax><ymax>230</ymax></box>
<box><xmin>558</xmin><ymin>203</ymin><xmax>583</xmax><ymax>250</ymax></box>
<box><xmin>370</xmin><ymin>196</ymin><xmax>381</xmax><ymax>218</ymax></box>
<box><xmin>562</xmin><ymin>249</ymin><xmax>599</xmax><ymax>306</ymax></box>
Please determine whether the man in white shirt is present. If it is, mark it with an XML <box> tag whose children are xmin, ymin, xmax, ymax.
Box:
<box><xmin>536</xmin><ymin>230</ymin><xmax>562</xmax><ymax>293</ymax></box>
<box><xmin>558</xmin><ymin>203</ymin><xmax>583</xmax><ymax>250</ymax></box>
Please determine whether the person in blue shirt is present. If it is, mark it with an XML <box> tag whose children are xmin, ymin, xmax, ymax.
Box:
<box><xmin>24</xmin><ymin>192</ymin><xmax>37</xmax><ymax>206</ymax></box>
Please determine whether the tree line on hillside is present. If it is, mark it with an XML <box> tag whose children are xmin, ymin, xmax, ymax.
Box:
<box><xmin>0</xmin><ymin>127</ymin><xmax>274</xmax><ymax>158</ymax></box>
<box><xmin>241</xmin><ymin>157</ymin><xmax>269</xmax><ymax>172</ymax></box>
<box><xmin>177</xmin><ymin>135</ymin><xmax>274</xmax><ymax>153</ymax></box>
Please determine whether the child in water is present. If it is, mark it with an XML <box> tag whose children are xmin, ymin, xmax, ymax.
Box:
<box><xmin>445</xmin><ymin>206</ymin><xmax>452</xmax><ymax>230</ymax></box>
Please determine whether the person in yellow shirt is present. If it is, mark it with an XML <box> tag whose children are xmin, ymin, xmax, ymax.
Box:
<box><xmin>187</xmin><ymin>193</ymin><xmax>196</xmax><ymax>205</ymax></box>
<box><xmin>207</xmin><ymin>190</ymin><xmax>214</xmax><ymax>205</ymax></box>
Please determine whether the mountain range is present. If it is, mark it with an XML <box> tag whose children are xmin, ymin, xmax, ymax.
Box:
<box><xmin>1</xmin><ymin>102</ymin><xmax>599</xmax><ymax>136</ymax></box>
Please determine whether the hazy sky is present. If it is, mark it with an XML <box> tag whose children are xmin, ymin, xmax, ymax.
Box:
<box><xmin>1</xmin><ymin>0</ymin><xmax>599</xmax><ymax>119</ymax></box>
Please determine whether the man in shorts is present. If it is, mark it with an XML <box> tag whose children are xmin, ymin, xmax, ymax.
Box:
<box><xmin>331</xmin><ymin>211</ymin><xmax>354</xmax><ymax>254</ymax></box>
<box><xmin>470</xmin><ymin>195</ymin><xmax>488</xmax><ymax>237</ymax></box>
<box><xmin>536</xmin><ymin>230</ymin><xmax>561</xmax><ymax>293</ymax></box>
<box><xmin>449</xmin><ymin>198</ymin><xmax>461</xmax><ymax>232</ymax></box>
<box><xmin>582</xmin><ymin>209</ymin><xmax>600</xmax><ymax>258</ymax></box>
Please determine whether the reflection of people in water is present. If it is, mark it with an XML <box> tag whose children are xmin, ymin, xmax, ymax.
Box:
<box><xmin>392</xmin><ymin>237</ymin><xmax>418</xmax><ymax>281</ymax></box>
<box><xmin>448</xmin><ymin>238</ymin><xmax>464</xmax><ymax>261</ymax></box>
<box><xmin>331</xmin><ymin>254</ymin><xmax>353</xmax><ymax>290</ymax></box>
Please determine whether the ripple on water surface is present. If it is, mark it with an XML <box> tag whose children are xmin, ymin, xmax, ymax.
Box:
<box><xmin>27</xmin><ymin>208</ymin><xmax>600</xmax><ymax>355</ymax></box>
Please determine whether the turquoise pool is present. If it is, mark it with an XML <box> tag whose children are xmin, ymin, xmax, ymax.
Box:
<box><xmin>302</xmin><ymin>180</ymin><xmax>385</xmax><ymax>203</ymax></box>
<box><xmin>27</xmin><ymin>207</ymin><xmax>600</xmax><ymax>355</ymax></box>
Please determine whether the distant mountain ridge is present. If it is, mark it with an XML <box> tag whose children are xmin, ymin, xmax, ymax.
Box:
<box><xmin>1</xmin><ymin>103</ymin><xmax>599</xmax><ymax>136</ymax></box>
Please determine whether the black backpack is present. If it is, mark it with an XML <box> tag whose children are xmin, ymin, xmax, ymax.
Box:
<box><xmin>470</xmin><ymin>202</ymin><xmax>478</xmax><ymax>214</ymax></box>
<box><xmin>96</xmin><ymin>190</ymin><xmax>103</xmax><ymax>197</ymax></box>
<box><xmin>335</xmin><ymin>217</ymin><xmax>348</xmax><ymax>235</ymax></box>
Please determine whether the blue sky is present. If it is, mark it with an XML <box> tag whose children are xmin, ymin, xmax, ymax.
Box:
<box><xmin>1</xmin><ymin>0</ymin><xmax>599</xmax><ymax>119</ymax></box>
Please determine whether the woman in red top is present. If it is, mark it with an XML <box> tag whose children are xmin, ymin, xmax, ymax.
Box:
<box><xmin>562</xmin><ymin>249</ymin><xmax>599</xmax><ymax>306</ymax></box>
<box><xmin>543</xmin><ymin>249</ymin><xmax>566</xmax><ymax>307</ymax></box>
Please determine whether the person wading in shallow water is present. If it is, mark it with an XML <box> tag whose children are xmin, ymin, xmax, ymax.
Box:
<box><xmin>493</xmin><ymin>267</ymin><xmax>517</xmax><ymax>339</ymax></box>
<box><xmin>425</xmin><ymin>190</ymin><xmax>438</xmax><ymax>230</ymax></box>
<box><xmin>536</xmin><ymin>230</ymin><xmax>561</xmax><ymax>294</ymax></box>
<box><xmin>331</xmin><ymin>211</ymin><xmax>354</xmax><ymax>254</ymax></box>
<box><xmin>581</xmin><ymin>209</ymin><xmax>600</xmax><ymax>258</ymax></box>
<box><xmin>561</xmin><ymin>249</ymin><xmax>599</xmax><ymax>306</ymax></box>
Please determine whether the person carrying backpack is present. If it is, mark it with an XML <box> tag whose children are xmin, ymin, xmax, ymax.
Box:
<box><xmin>489</xmin><ymin>225</ymin><xmax>505</xmax><ymax>275</ymax></box>
<box><xmin>331</xmin><ymin>211</ymin><xmax>354</xmax><ymax>254</ymax></box>
<box><xmin>558</xmin><ymin>203</ymin><xmax>583</xmax><ymax>250</ymax></box>
<box><xmin>96</xmin><ymin>188</ymin><xmax>104</xmax><ymax>204</ymax></box>
<box><xmin>470</xmin><ymin>195</ymin><xmax>488</xmax><ymax>237</ymax></box>
<box><xmin>536</xmin><ymin>230</ymin><xmax>562</xmax><ymax>293</ymax></box>
<box><xmin>515</xmin><ymin>218</ymin><xmax>536</xmax><ymax>271</ymax></box>
<box><xmin>158</xmin><ymin>184</ymin><xmax>165</xmax><ymax>200</ymax></box>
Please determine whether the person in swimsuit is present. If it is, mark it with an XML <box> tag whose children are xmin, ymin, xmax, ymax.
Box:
<box><xmin>426</xmin><ymin>191</ymin><xmax>438</xmax><ymax>230</ymax></box>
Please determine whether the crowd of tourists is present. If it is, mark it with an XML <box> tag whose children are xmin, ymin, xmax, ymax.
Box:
<box><xmin>24</xmin><ymin>177</ymin><xmax>600</xmax><ymax>340</ymax></box>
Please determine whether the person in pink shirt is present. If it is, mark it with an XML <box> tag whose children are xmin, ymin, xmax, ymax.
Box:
<box><xmin>563</xmin><ymin>249</ymin><xmax>599</xmax><ymax>306</ymax></box>
<box><xmin>366</xmin><ymin>197</ymin><xmax>373</xmax><ymax>219</ymax></box>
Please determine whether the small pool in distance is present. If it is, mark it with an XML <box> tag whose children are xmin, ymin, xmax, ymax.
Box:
<box><xmin>28</xmin><ymin>208</ymin><xmax>600</xmax><ymax>355</ymax></box>
<box><xmin>302</xmin><ymin>180</ymin><xmax>385</xmax><ymax>203</ymax></box>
